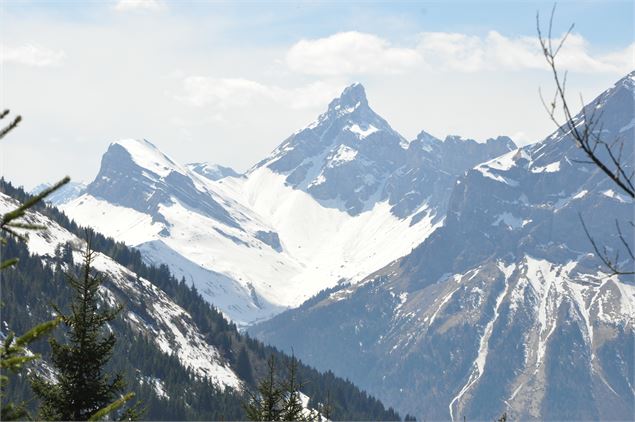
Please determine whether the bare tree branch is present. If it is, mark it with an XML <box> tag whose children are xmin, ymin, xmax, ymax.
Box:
<box><xmin>539</xmin><ymin>5</ymin><xmax>634</xmax><ymax>276</ymax></box>
<box><xmin>537</xmin><ymin>7</ymin><xmax>634</xmax><ymax>198</ymax></box>
<box><xmin>579</xmin><ymin>214</ymin><xmax>634</xmax><ymax>276</ymax></box>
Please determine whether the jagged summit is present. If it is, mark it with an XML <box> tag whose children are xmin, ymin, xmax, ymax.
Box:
<box><xmin>327</xmin><ymin>82</ymin><xmax>368</xmax><ymax>112</ymax></box>
<box><xmin>249</xmin><ymin>73</ymin><xmax>635</xmax><ymax>421</ymax></box>
<box><xmin>87</xmin><ymin>138</ymin><xmax>239</xmax><ymax>228</ymax></box>
<box><xmin>250</xmin><ymin>82</ymin><xmax>515</xmax><ymax>216</ymax></box>
<box><xmin>442</xmin><ymin>134</ymin><xmax>516</xmax><ymax>149</ymax></box>
<box><xmin>414</xmin><ymin>129</ymin><xmax>440</xmax><ymax>143</ymax></box>
<box><xmin>253</xmin><ymin>82</ymin><xmax>412</xmax><ymax>214</ymax></box>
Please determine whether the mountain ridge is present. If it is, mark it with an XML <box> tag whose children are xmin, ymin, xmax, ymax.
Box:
<box><xmin>60</xmin><ymin>82</ymin><xmax>516</xmax><ymax>325</ymax></box>
<box><xmin>1</xmin><ymin>179</ymin><xmax>402</xmax><ymax>420</ymax></box>
<box><xmin>249</xmin><ymin>73</ymin><xmax>635</xmax><ymax>420</ymax></box>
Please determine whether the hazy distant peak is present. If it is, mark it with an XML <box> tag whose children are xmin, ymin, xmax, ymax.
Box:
<box><xmin>187</xmin><ymin>162</ymin><xmax>241</xmax><ymax>181</ymax></box>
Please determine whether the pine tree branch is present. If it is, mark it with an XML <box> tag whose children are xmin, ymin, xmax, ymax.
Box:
<box><xmin>88</xmin><ymin>393</ymin><xmax>135</xmax><ymax>421</ymax></box>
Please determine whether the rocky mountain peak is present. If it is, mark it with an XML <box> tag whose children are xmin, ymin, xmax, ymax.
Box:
<box><xmin>327</xmin><ymin>82</ymin><xmax>368</xmax><ymax>114</ymax></box>
<box><xmin>108</xmin><ymin>138</ymin><xmax>186</xmax><ymax>178</ymax></box>
<box><xmin>87</xmin><ymin>138</ymin><xmax>238</xmax><ymax>228</ymax></box>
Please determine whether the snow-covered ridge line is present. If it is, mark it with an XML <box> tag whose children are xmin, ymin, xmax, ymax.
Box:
<box><xmin>61</xmin><ymin>82</ymin><xmax>516</xmax><ymax>326</ymax></box>
<box><xmin>0</xmin><ymin>193</ymin><xmax>242</xmax><ymax>390</ymax></box>
<box><xmin>112</xmin><ymin>138</ymin><xmax>188</xmax><ymax>178</ymax></box>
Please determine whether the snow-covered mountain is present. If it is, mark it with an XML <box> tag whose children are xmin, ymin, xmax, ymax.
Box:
<box><xmin>0</xmin><ymin>182</ymin><xmax>400</xmax><ymax>420</ymax></box>
<box><xmin>64</xmin><ymin>138</ymin><xmax>290</xmax><ymax>325</ymax></box>
<box><xmin>60</xmin><ymin>84</ymin><xmax>514</xmax><ymax>325</ymax></box>
<box><xmin>250</xmin><ymin>73</ymin><xmax>635</xmax><ymax>420</ymax></box>
<box><xmin>31</xmin><ymin>181</ymin><xmax>86</xmax><ymax>205</ymax></box>
<box><xmin>253</xmin><ymin>82</ymin><xmax>515</xmax><ymax>218</ymax></box>
<box><xmin>0</xmin><ymin>191</ymin><xmax>242</xmax><ymax>391</ymax></box>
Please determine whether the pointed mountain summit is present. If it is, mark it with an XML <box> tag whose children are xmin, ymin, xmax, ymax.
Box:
<box><xmin>252</xmin><ymin>83</ymin><xmax>407</xmax><ymax>215</ymax></box>
<box><xmin>86</xmin><ymin>138</ymin><xmax>238</xmax><ymax>227</ymax></box>
<box><xmin>250</xmin><ymin>72</ymin><xmax>634</xmax><ymax>421</ymax></box>
<box><xmin>110</xmin><ymin>138</ymin><xmax>187</xmax><ymax>177</ymax></box>
<box><xmin>328</xmin><ymin>82</ymin><xmax>368</xmax><ymax>111</ymax></box>
<box><xmin>250</xmin><ymin>83</ymin><xmax>515</xmax><ymax>216</ymax></box>
<box><xmin>63</xmin><ymin>84</ymin><xmax>518</xmax><ymax>327</ymax></box>
<box><xmin>253</xmin><ymin>83</ymin><xmax>515</xmax><ymax>217</ymax></box>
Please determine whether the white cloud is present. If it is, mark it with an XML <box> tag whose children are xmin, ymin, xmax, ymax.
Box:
<box><xmin>285</xmin><ymin>80</ymin><xmax>345</xmax><ymax>109</ymax></box>
<box><xmin>114</xmin><ymin>0</ymin><xmax>164</xmax><ymax>12</ymax></box>
<box><xmin>416</xmin><ymin>30</ymin><xmax>633</xmax><ymax>74</ymax></box>
<box><xmin>177</xmin><ymin>77</ymin><xmax>343</xmax><ymax>110</ymax></box>
<box><xmin>1</xmin><ymin>44</ymin><xmax>65</xmax><ymax>67</ymax></box>
<box><xmin>178</xmin><ymin>77</ymin><xmax>273</xmax><ymax>108</ymax></box>
<box><xmin>286</xmin><ymin>31</ymin><xmax>421</xmax><ymax>76</ymax></box>
<box><xmin>284</xmin><ymin>30</ymin><xmax>633</xmax><ymax>76</ymax></box>
<box><xmin>2</xmin><ymin>6</ymin><xmax>629</xmax><ymax>190</ymax></box>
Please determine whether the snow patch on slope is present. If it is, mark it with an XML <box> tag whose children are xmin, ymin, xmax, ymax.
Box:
<box><xmin>328</xmin><ymin>145</ymin><xmax>358</xmax><ymax>166</ymax></box>
<box><xmin>449</xmin><ymin>262</ymin><xmax>514</xmax><ymax>421</ymax></box>
<box><xmin>492</xmin><ymin>212</ymin><xmax>530</xmax><ymax>229</ymax></box>
<box><xmin>531</xmin><ymin>161</ymin><xmax>560</xmax><ymax>173</ymax></box>
<box><xmin>347</xmin><ymin>123</ymin><xmax>378</xmax><ymax>139</ymax></box>
<box><xmin>64</xmin><ymin>165</ymin><xmax>441</xmax><ymax>325</ymax></box>
<box><xmin>66</xmin><ymin>194</ymin><xmax>164</xmax><ymax>245</ymax></box>
<box><xmin>215</xmin><ymin>167</ymin><xmax>442</xmax><ymax>303</ymax></box>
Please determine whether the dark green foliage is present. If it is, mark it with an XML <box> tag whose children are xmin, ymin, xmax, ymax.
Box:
<box><xmin>0</xmin><ymin>109</ymin><xmax>68</xmax><ymax>421</ymax></box>
<box><xmin>31</xmin><ymin>242</ymin><xmax>134</xmax><ymax>420</ymax></box>
<box><xmin>0</xmin><ymin>319</ymin><xmax>61</xmax><ymax>420</ymax></box>
<box><xmin>54</xmin><ymin>241</ymin><xmax>74</xmax><ymax>266</ymax></box>
<box><xmin>0</xmin><ymin>180</ymin><xmax>401</xmax><ymax>421</ymax></box>
<box><xmin>317</xmin><ymin>390</ymin><xmax>332</xmax><ymax>421</ymax></box>
<box><xmin>1</xmin><ymin>235</ymin><xmax>245</xmax><ymax>420</ymax></box>
<box><xmin>245</xmin><ymin>354</ymin><xmax>318</xmax><ymax>421</ymax></box>
<box><xmin>280</xmin><ymin>355</ymin><xmax>313</xmax><ymax>421</ymax></box>
<box><xmin>245</xmin><ymin>355</ymin><xmax>284</xmax><ymax>421</ymax></box>
<box><xmin>236</xmin><ymin>346</ymin><xmax>254</xmax><ymax>385</ymax></box>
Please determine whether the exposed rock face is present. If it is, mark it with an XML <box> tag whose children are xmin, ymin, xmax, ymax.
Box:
<box><xmin>254</xmin><ymin>230</ymin><xmax>282</xmax><ymax>252</ymax></box>
<box><xmin>250</xmin><ymin>73</ymin><xmax>635</xmax><ymax>420</ymax></box>
<box><xmin>62</xmin><ymin>84</ymin><xmax>515</xmax><ymax>326</ymax></box>
<box><xmin>87</xmin><ymin>139</ymin><xmax>239</xmax><ymax>228</ymax></box>
<box><xmin>256</xmin><ymin>83</ymin><xmax>516</xmax><ymax>217</ymax></box>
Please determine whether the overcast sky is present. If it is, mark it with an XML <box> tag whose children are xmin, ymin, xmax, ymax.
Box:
<box><xmin>1</xmin><ymin>0</ymin><xmax>633</xmax><ymax>189</ymax></box>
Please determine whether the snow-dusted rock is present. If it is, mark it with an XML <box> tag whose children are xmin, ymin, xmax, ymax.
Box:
<box><xmin>250</xmin><ymin>72</ymin><xmax>635</xmax><ymax>420</ymax></box>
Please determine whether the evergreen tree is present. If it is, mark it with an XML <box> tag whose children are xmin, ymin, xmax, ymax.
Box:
<box><xmin>61</xmin><ymin>241</ymin><xmax>74</xmax><ymax>265</ymax></box>
<box><xmin>280</xmin><ymin>354</ymin><xmax>306</xmax><ymax>421</ymax></box>
<box><xmin>0</xmin><ymin>109</ymin><xmax>68</xmax><ymax>420</ymax></box>
<box><xmin>245</xmin><ymin>355</ymin><xmax>283</xmax><ymax>421</ymax></box>
<box><xmin>245</xmin><ymin>353</ymin><xmax>321</xmax><ymax>421</ymax></box>
<box><xmin>0</xmin><ymin>178</ymin><xmax>401</xmax><ymax>421</ymax></box>
<box><xmin>31</xmin><ymin>240</ymin><xmax>135</xmax><ymax>420</ymax></box>
<box><xmin>236</xmin><ymin>346</ymin><xmax>254</xmax><ymax>385</ymax></box>
<box><xmin>318</xmin><ymin>390</ymin><xmax>333</xmax><ymax>421</ymax></box>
